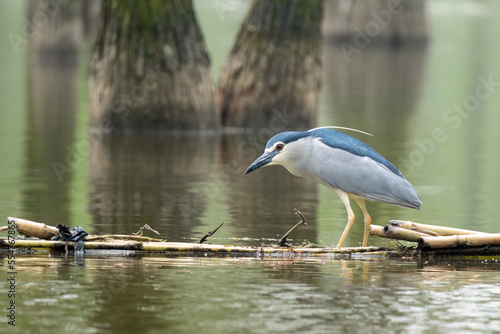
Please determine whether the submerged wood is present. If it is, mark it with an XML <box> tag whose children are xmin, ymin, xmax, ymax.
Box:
<box><xmin>389</xmin><ymin>220</ymin><xmax>485</xmax><ymax>236</ymax></box>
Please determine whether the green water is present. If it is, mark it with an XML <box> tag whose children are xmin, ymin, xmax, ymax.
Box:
<box><xmin>3</xmin><ymin>254</ymin><xmax>500</xmax><ymax>334</ymax></box>
<box><xmin>1</xmin><ymin>1</ymin><xmax>500</xmax><ymax>333</ymax></box>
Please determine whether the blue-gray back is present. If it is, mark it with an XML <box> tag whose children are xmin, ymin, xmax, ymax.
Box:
<box><xmin>308</xmin><ymin>128</ymin><xmax>404</xmax><ymax>178</ymax></box>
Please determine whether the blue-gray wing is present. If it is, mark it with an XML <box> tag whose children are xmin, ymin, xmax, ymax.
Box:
<box><xmin>312</xmin><ymin>143</ymin><xmax>422</xmax><ymax>209</ymax></box>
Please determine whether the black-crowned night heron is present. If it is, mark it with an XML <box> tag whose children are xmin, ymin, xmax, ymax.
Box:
<box><xmin>244</xmin><ymin>126</ymin><xmax>422</xmax><ymax>248</ymax></box>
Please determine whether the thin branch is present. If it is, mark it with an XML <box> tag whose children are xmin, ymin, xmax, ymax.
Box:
<box><xmin>132</xmin><ymin>224</ymin><xmax>160</xmax><ymax>236</ymax></box>
<box><xmin>257</xmin><ymin>243</ymin><xmax>265</xmax><ymax>257</ymax></box>
<box><xmin>278</xmin><ymin>208</ymin><xmax>307</xmax><ymax>247</ymax></box>
<box><xmin>199</xmin><ymin>222</ymin><xmax>224</xmax><ymax>244</ymax></box>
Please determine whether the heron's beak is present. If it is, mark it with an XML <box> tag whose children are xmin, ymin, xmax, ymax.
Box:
<box><xmin>244</xmin><ymin>152</ymin><xmax>273</xmax><ymax>175</ymax></box>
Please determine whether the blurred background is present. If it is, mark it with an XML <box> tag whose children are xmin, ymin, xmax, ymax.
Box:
<box><xmin>1</xmin><ymin>0</ymin><xmax>500</xmax><ymax>247</ymax></box>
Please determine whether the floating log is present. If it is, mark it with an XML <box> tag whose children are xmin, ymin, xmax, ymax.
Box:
<box><xmin>370</xmin><ymin>224</ymin><xmax>432</xmax><ymax>243</ymax></box>
<box><xmin>6</xmin><ymin>217</ymin><xmax>163</xmax><ymax>242</ymax></box>
<box><xmin>371</xmin><ymin>220</ymin><xmax>500</xmax><ymax>255</ymax></box>
<box><xmin>6</xmin><ymin>217</ymin><xmax>500</xmax><ymax>258</ymax></box>
<box><xmin>7</xmin><ymin>217</ymin><xmax>60</xmax><ymax>239</ymax></box>
<box><xmin>84</xmin><ymin>235</ymin><xmax>164</xmax><ymax>243</ymax></box>
<box><xmin>0</xmin><ymin>238</ymin><xmax>397</xmax><ymax>258</ymax></box>
<box><xmin>419</xmin><ymin>234</ymin><xmax>500</xmax><ymax>250</ymax></box>
<box><xmin>388</xmin><ymin>220</ymin><xmax>485</xmax><ymax>236</ymax></box>
<box><xmin>2</xmin><ymin>217</ymin><xmax>399</xmax><ymax>257</ymax></box>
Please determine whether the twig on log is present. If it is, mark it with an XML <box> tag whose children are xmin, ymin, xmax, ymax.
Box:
<box><xmin>278</xmin><ymin>209</ymin><xmax>308</xmax><ymax>247</ymax></box>
<box><xmin>257</xmin><ymin>243</ymin><xmax>265</xmax><ymax>257</ymax></box>
<box><xmin>199</xmin><ymin>222</ymin><xmax>224</xmax><ymax>244</ymax></box>
<box><xmin>132</xmin><ymin>224</ymin><xmax>160</xmax><ymax>236</ymax></box>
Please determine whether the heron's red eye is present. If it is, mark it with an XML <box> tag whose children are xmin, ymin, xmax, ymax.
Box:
<box><xmin>276</xmin><ymin>144</ymin><xmax>284</xmax><ymax>151</ymax></box>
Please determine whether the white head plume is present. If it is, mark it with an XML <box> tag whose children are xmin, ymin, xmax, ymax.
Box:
<box><xmin>308</xmin><ymin>126</ymin><xmax>373</xmax><ymax>136</ymax></box>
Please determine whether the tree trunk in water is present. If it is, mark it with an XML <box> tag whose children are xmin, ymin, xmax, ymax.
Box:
<box><xmin>218</xmin><ymin>0</ymin><xmax>323</xmax><ymax>130</ymax></box>
<box><xmin>27</xmin><ymin>0</ymin><xmax>84</xmax><ymax>57</ymax></box>
<box><xmin>89</xmin><ymin>0</ymin><xmax>219</xmax><ymax>132</ymax></box>
<box><xmin>24</xmin><ymin>0</ymin><xmax>83</xmax><ymax>224</ymax></box>
<box><xmin>323</xmin><ymin>0</ymin><xmax>428</xmax><ymax>48</ymax></box>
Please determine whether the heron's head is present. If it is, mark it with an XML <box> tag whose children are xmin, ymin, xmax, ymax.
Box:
<box><xmin>244</xmin><ymin>131</ymin><xmax>310</xmax><ymax>175</ymax></box>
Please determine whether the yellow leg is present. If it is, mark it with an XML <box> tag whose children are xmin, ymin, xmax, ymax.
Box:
<box><xmin>336</xmin><ymin>190</ymin><xmax>355</xmax><ymax>249</ymax></box>
<box><xmin>355</xmin><ymin>198</ymin><xmax>371</xmax><ymax>247</ymax></box>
